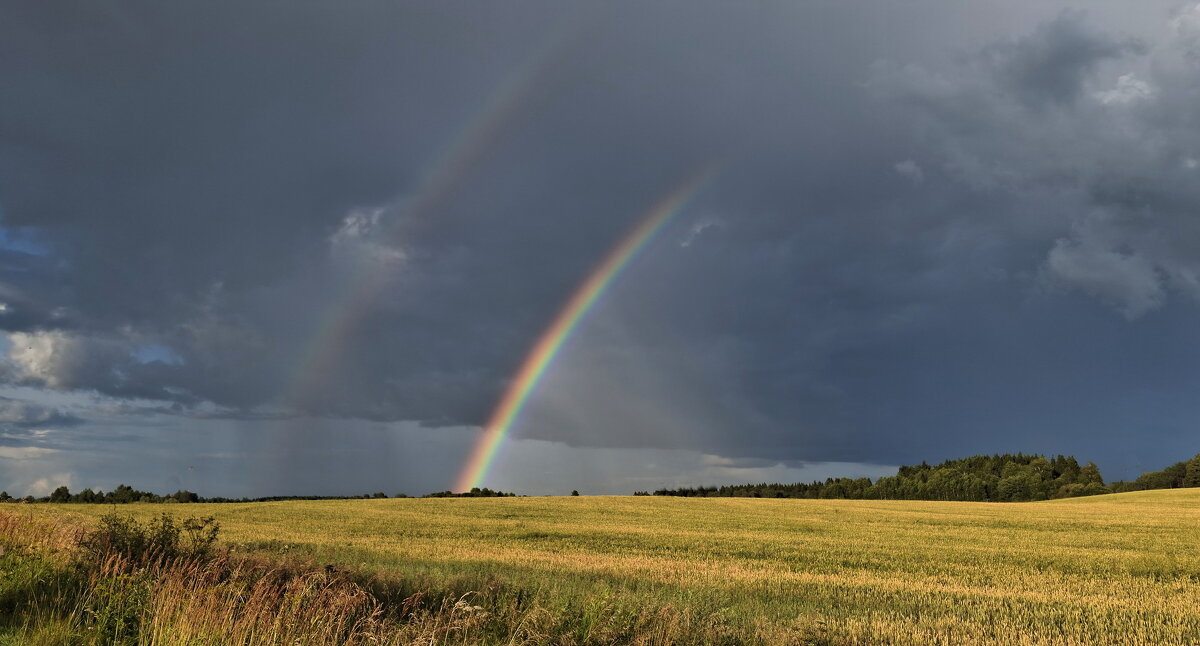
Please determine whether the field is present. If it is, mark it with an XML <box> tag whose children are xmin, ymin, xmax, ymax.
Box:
<box><xmin>6</xmin><ymin>489</ymin><xmax>1200</xmax><ymax>645</ymax></box>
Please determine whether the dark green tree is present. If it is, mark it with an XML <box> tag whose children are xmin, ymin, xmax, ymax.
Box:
<box><xmin>1078</xmin><ymin>462</ymin><xmax>1102</xmax><ymax>485</ymax></box>
<box><xmin>170</xmin><ymin>490</ymin><xmax>199</xmax><ymax>503</ymax></box>
<box><xmin>1183</xmin><ymin>454</ymin><xmax>1200</xmax><ymax>488</ymax></box>
<box><xmin>652</xmin><ymin>453</ymin><xmax>1108</xmax><ymax>502</ymax></box>
<box><xmin>73</xmin><ymin>488</ymin><xmax>101</xmax><ymax>503</ymax></box>
<box><xmin>48</xmin><ymin>485</ymin><xmax>71</xmax><ymax>503</ymax></box>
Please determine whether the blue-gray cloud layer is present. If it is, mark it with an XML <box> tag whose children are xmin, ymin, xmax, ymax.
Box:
<box><xmin>1</xmin><ymin>1</ymin><xmax>1199</xmax><ymax>490</ymax></box>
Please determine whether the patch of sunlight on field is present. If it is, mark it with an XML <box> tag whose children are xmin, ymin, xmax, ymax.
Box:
<box><xmin>31</xmin><ymin>489</ymin><xmax>1200</xmax><ymax>645</ymax></box>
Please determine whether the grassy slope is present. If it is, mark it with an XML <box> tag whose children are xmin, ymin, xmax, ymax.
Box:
<box><xmin>28</xmin><ymin>489</ymin><xmax>1200</xmax><ymax>645</ymax></box>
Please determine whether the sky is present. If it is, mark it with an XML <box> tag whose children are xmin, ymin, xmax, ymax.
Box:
<box><xmin>2</xmin><ymin>1</ymin><xmax>1200</xmax><ymax>497</ymax></box>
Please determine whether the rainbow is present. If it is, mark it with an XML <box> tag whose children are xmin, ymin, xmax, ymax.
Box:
<box><xmin>453</xmin><ymin>163</ymin><xmax>720</xmax><ymax>492</ymax></box>
<box><xmin>284</xmin><ymin>22</ymin><xmax>576</xmax><ymax>411</ymax></box>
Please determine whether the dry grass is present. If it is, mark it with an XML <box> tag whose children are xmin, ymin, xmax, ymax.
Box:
<box><xmin>0</xmin><ymin>511</ymin><xmax>730</xmax><ymax>645</ymax></box>
<box><xmin>0</xmin><ymin>509</ymin><xmax>86</xmax><ymax>557</ymax></box>
<box><xmin>9</xmin><ymin>488</ymin><xmax>1200</xmax><ymax>644</ymax></box>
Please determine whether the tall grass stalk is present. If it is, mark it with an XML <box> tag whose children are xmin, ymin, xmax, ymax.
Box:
<box><xmin>1</xmin><ymin>510</ymin><xmax>746</xmax><ymax>645</ymax></box>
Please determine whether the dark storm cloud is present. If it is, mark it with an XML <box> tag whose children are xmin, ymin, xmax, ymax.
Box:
<box><xmin>0</xmin><ymin>395</ymin><xmax>80</xmax><ymax>427</ymax></box>
<box><xmin>0</xmin><ymin>0</ymin><xmax>891</xmax><ymax>423</ymax></box>
<box><xmin>0</xmin><ymin>1</ymin><xmax>589</xmax><ymax>414</ymax></box>
<box><xmin>871</xmin><ymin>8</ymin><xmax>1200</xmax><ymax>321</ymax></box>
<box><xmin>2</xmin><ymin>1</ymin><xmax>1200</xmax><ymax>484</ymax></box>
<box><xmin>982</xmin><ymin>11</ymin><xmax>1142</xmax><ymax>108</ymax></box>
<box><xmin>514</xmin><ymin>5</ymin><xmax>1200</xmax><ymax>473</ymax></box>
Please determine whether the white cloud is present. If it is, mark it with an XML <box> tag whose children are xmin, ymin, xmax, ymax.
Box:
<box><xmin>679</xmin><ymin>217</ymin><xmax>722</xmax><ymax>247</ymax></box>
<box><xmin>1043</xmin><ymin>237</ymin><xmax>1165</xmax><ymax>319</ymax></box>
<box><xmin>1094</xmin><ymin>74</ymin><xmax>1155</xmax><ymax>105</ymax></box>
<box><xmin>8</xmin><ymin>331</ymin><xmax>80</xmax><ymax>389</ymax></box>
<box><xmin>4</xmin><ymin>331</ymin><xmax>193</xmax><ymax>398</ymax></box>
<box><xmin>1169</xmin><ymin>2</ymin><xmax>1200</xmax><ymax>42</ymax></box>
<box><xmin>0</xmin><ymin>399</ymin><xmax>59</xmax><ymax>425</ymax></box>
<box><xmin>0</xmin><ymin>446</ymin><xmax>58</xmax><ymax>460</ymax></box>
<box><xmin>894</xmin><ymin>159</ymin><xmax>925</xmax><ymax>183</ymax></box>
<box><xmin>24</xmin><ymin>473</ymin><xmax>72</xmax><ymax>497</ymax></box>
<box><xmin>698</xmin><ymin>453</ymin><xmax>776</xmax><ymax>468</ymax></box>
<box><xmin>330</xmin><ymin>206</ymin><xmax>406</xmax><ymax>265</ymax></box>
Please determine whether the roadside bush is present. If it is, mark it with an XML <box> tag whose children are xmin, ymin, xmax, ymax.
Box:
<box><xmin>87</xmin><ymin>570</ymin><xmax>151</xmax><ymax>646</ymax></box>
<box><xmin>81</xmin><ymin>513</ymin><xmax>219</xmax><ymax>563</ymax></box>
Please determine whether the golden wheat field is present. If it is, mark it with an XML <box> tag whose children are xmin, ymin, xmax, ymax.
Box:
<box><xmin>15</xmin><ymin>489</ymin><xmax>1200</xmax><ymax>645</ymax></box>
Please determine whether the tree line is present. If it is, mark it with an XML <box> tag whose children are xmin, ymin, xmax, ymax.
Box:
<box><xmin>423</xmin><ymin>487</ymin><xmax>516</xmax><ymax>498</ymax></box>
<box><xmin>0</xmin><ymin>484</ymin><xmax>517</xmax><ymax>504</ymax></box>
<box><xmin>5</xmin><ymin>453</ymin><xmax>1197</xmax><ymax>504</ymax></box>
<box><xmin>1108</xmin><ymin>453</ymin><xmax>1200</xmax><ymax>492</ymax></box>
<box><xmin>647</xmin><ymin>452</ymin><xmax>1200</xmax><ymax>502</ymax></box>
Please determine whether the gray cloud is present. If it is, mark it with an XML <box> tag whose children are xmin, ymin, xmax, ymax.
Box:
<box><xmin>1042</xmin><ymin>230</ymin><xmax>1165</xmax><ymax>319</ymax></box>
<box><xmin>2</xmin><ymin>2</ymin><xmax>1200</xmax><ymax>494</ymax></box>
<box><xmin>870</xmin><ymin>7</ymin><xmax>1200</xmax><ymax>318</ymax></box>
<box><xmin>0</xmin><ymin>395</ymin><xmax>80</xmax><ymax>427</ymax></box>
<box><xmin>981</xmin><ymin>11</ymin><xmax>1142</xmax><ymax>108</ymax></box>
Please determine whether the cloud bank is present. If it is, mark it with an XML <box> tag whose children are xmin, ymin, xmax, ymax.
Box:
<box><xmin>2</xmin><ymin>2</ymin><xmax>1200</xmax><ymax>493</ymax></box>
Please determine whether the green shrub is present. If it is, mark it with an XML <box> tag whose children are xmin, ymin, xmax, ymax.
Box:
<box><xmin>87</xmin><ymin>572</ymin><xmax>150</xmax><ymax>646</ymax></box>
<box><xmin>81</xmin><ymin>513</ymin><xmax>219</xmax><ymax>564</ymax></box>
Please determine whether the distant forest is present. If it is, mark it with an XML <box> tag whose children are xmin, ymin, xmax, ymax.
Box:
<box><xmin>4</xmin><ymin>453</ymin><xmax>1198</xmax><ymax>504</ymax></box>
<box><xmin>645</xmin><ymin>452</ymin><xmax>1200</xmax><ymax>502</ymax></box>
<box><xmin>0</xmin><ymin>484</ymin><xmax>515</xmax><ymax>505</ymax></box>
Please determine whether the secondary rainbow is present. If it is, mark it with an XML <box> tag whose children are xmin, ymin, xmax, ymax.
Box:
<box><xmin>284</xmin><ymin>22</ymin><xmax>573</xmax><ymax>410</ymax></box>
<box><xmin>454</xmin><ymin>163</ymin><xmax>720</xmax><ymax>492</ymax></box>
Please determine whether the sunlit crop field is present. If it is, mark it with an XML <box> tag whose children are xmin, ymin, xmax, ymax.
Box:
<box><xmin>29</xmin><ymin>489</ymin><xmax>1200</xmax><ymax>645</ymax></box>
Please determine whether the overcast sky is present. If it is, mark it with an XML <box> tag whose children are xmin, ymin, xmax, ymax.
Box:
<box><xmin>2</xmin><ymin>1</ymin><xmax>1200</xmax><ymax>497</ymax></box>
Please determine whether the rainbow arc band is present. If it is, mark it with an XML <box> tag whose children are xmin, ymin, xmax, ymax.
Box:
<box><xmin>453</xmin><ymin>163</ymin><xmax>721</xmax><ymax>492</ymax></box>
<box><xmin>285</xmin><ymin>21</ymin><xmax>574</xmax><ymax>410</ymax></box>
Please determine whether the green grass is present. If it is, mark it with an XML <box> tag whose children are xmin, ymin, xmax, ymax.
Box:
<box><xmin>12</xmin><ymin>488</ymin><xmax>1200</xmax><ymax>644</ymax></box>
